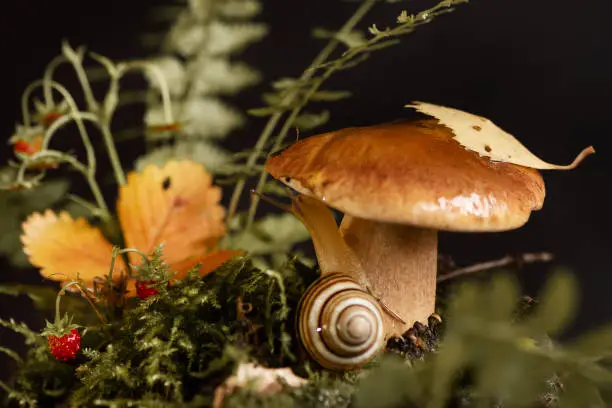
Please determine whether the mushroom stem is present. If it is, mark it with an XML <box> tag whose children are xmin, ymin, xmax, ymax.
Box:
<box><xmin>340</xmin><ymin>215</ymin><xmax>438</xmax><ymax>337</ymax></box>
<box><xmin>289</xmin><ymin>195</ymin><xmax>370</xmax><ymax>287</ymax></box>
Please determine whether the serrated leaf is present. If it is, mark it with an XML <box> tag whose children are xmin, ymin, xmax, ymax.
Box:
<box><xmin>134</xmin><ymin>141</ymin><xmax>232</xmax><ymax>174</ymax></box>
<box><xmin>310</xmin><ymin>90</ymin><xmax>352</xmax><ymax>102</ymax></box>
<box><xmin>206</xmin><ymin>22</ymin><xmax>268</xmax><ymax>55</ymax></box>
<box><xmin>0</xmin><ymin>179</ymin><xmax>70</xmax><ymax>267</ymax></box>
<box><xmin>189</xmin><ymin>57</ymin><xmax>260</xmax><ymax>95</ymax></box>
<box><xmin>146</xmin><ymin>98</ymin><xmax>244</xmax><ymax>140</ymax></box>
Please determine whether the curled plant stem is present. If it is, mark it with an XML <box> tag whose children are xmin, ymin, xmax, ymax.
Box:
<box><xmin>29</xmin><ymin>80</ymin><xmax>97</xmax><ymax>172</ymax></box>
<box><xmin>42</xmin><ymin>110</ymin><xmax>127</xmax><ymax>186</ymax></box>
<box><xmin>26</xmin><ymin>80</ymin><xmax>111</xmax><ymax>215</ymax></box>
<box><xmin>245</xmin><ymin>0</ymin><xmax>466</xmax><ymax>227</ymax></box>
<box><xmin>99</xmin><ymin>123</ymin><xmax>126</xmax><ymax>185</ymax></box>
<box><xmin>225</xmin><ymin>0</ymin><xmax>378</xmax><ymax>228</ymax></box>
<box><xmin>42</xmin><ymin>111</ymin><xmax>96</xmax><ymax>149</ymax></box>
<box><xmin>42</xmin><ymin>55</ymin><xmax>67</xmax><ymax>110</ymax></box>
<box><xmin>48</xmin><ymin>119</ymin><xmax>121</xmax><ymax>196</ymax></box>
<box><xmin>67</xmin><ymin>194</ymin><xmax>102</xmax><ymax>216</ymax></box>
<box><xmin>63</xmin><ymin>47</ymin><xmax>99</xmax><ymax>112</ymax></box>
<box><xmin>119</xmin><ymin>62</ymin><xmax>175</xmax><ymax>124</ymax></box>
<box><xmin>437</xmin><ymin>252</ymin><xmax>555</xmax><ymax>283</ymax></box>
<box><xmin>108</xmin><ymin>247</ymin><xmax>150</xmax><ymax>283</ymax></box>
<box><xmin>57</xmin><ymin>281</ymin><xmax>106</xmax><ymax>325</ymax></box>
<box><xmin>17</xmin><ymin>150</ymin><xmax>109</xmax><ymax>217</ymax></box>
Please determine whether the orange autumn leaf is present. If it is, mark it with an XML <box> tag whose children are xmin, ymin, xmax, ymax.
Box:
<box><xmin>21</xmin><ymin>210</ymin><xmax>126</xmax><ymax>289</ymax></box>
<box><xmin>21</xmin><ymin>160</ymin><xmax>235</xmax><ymax>296</ymax></box>
<box><xmin>117</xmin><ymin>160</ymin><xmax>226</xmax><ymax>279</ymax></box>
<box><xmin>197</xmin><ymin>249</ymin><xmax>246</xmax><ymax>277</ymax></box>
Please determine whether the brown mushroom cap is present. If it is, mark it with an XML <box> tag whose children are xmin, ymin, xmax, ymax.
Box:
<box><xmin>265</xmin><ymin>119</ymin><xmax>545</xmax><ymax>232</ymax></box>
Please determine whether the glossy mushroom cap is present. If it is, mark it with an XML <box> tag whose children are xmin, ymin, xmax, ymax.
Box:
<box><xmin>265</xmin><ymin>119</ymin><xmax>545</xmax><ymax>232</ymax></box>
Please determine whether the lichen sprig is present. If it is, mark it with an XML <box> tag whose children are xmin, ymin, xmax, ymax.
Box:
<box><xmin>225</xmin><ymin>0</ymin><xmax>469</xmax><ymax>228</ymax></box>
<box><xmin>136</xmin><ymin>0</ymin><xmax>267</xmax><ymax>172</ymax></box>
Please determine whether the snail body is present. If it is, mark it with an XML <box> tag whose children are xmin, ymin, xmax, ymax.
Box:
<box><xmin>297</xmin><ymin>272</ymin><xmax>385</xmax><ymax>371</ymax></box>
<box><xmin>250</xmin><ymin>192</ymin><xmax>389</xmax><ymax>370</ymax></box>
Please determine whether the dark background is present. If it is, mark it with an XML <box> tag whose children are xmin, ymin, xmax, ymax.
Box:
<box><xmin>0</xmin><ymin>0</ymin><xmax>610</xmax><ymax>381</ymax></box>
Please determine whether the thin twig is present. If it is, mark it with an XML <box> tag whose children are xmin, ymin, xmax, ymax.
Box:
<box><xmin>437</xmin><ymin>252</ymin><xmax>555</xmax><ymax>283</ymax></box>
<box><xmin>225</xmin><ymin>0</ymin><xmax>377</xmax><ymax>227</ymax></box>
<box><xmin>246</xmin><ymin>0</ymin><xmax>467</xmax><ymax>228</ymax></box>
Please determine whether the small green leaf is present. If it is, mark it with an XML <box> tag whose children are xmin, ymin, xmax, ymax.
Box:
<box><xmin>293</xmin><ymin>110</ymin><xmax>330</xmax><ymax>131</ymax></box>
<box><xmin>567</xmin><ymin>325</ymin><xmax>612</xmax><ymax>359</ymax></box>
<box><xmin>271</xmin><ymin>77</ymin><xmax>310</xmax><ymax>90</ymax></box>
<box><xmin>523</xmin><ymin>269</ymin><xmax>578</xmax><ymax>336</ymax></box>
<box><xmin>310</xmin><ymin>90</ymin><xmax>352</xmax><ymax>101</ymax></box>
<box><xmin>248</xmin><ymin>107</ymin><xmax>280</xmax><ymax>117</ymax></box>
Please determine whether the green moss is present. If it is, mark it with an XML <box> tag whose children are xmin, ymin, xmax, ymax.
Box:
<box><xmin>3</xmin><ymin>252</ymin><xmax>612</xmax><ymax>407</ymax></box>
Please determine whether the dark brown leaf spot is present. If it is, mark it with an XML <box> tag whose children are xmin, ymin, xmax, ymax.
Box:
<box><xmin>484</xmin><ymin>145</ymin><xmax>492</xmax><ymax>153</ymax></box>
<box><xmin>472</xmin><ymin>125</ymin><xmax>482</xmax><ymax>131</ymax></box>
<box><xmin>173</xmin><ymin>196</ymin><xmax>189</xmax><ymax>208</ymax></box>
<box><xmin>162</xmin><ymin>177</ymin><xmax>171</xmax><ymax>190</ymax></box>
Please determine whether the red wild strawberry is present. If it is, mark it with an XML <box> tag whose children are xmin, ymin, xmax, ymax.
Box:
<box><xmin>136</xmin><ymin>280</ymin><xmax>160</xmax><ymax>299</ymax></box>
<box><xmin>47</xmin><ymin>328</ymin><xmax>81</xmax><ymax>362</ymax></box>
<box><xmin>41</xmin><ymin>111</ymin><xmax>63</xmax><ymax>127</ymax></box>
<box><xmin>13</xmin><ymin>140</ymin><xmax>37</xmax><ymax>155</ymax></box>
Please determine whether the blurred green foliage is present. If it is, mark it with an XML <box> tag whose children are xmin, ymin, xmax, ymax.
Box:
<box><xmin>2</xmin><ymin>247</ymin><xmax>612</xmax><ymax>407</ymax></box>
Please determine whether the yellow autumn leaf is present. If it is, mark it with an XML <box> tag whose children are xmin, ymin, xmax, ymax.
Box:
<box><xmin>117</xmin><ymin>160</ymin><xmax>227</xmax><ymax>278</ymax></box>
<box><xmin>405</xmin><ymin>101</ymin><xmax>595</xmax><ymax>170</ymax></box>
<box><xmin>20</xmin><ymin>210</ymin><xmax>126</xmax><ymax>289</ymax></box>
<box><xmin>21</xmin><ymin>160</ymin><xmax>238</xmax><ymax>296</ymax></box>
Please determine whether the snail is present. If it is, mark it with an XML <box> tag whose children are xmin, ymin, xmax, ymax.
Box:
<box><xmin>253</xmin><ymin>191</ymin><xmax>392</xmax><ymax>370</ymax></box>
<box><xmin>297</xmin><ymin>272</ymin><xmax>384</xmax><ymax>371</ymax></box>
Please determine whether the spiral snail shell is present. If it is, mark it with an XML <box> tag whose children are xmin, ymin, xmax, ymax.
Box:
<box><xmin>297</xmin><ymin>272</ymin><xmax>385</xmax><ymax>371</ymax></box>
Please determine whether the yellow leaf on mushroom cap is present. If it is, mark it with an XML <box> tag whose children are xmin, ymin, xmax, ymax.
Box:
<box><xmin>405</xmin><ymin>101</ymin><xmax>595</xmax><ymax>170</ymax></box>
<box><xmin>117</xmin><ymin>160</ymin><xmax>227</xmax><ymax>278</ymax></box>
<box><xmin>20</xmin><ymin>210</ymin><xmax>127</xmax><ymax>288</ymax></box>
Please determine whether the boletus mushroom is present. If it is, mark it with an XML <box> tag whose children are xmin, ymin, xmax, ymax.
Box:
<box><xmin>265</xmin><ymin>117</ymin><xmax>592</xmax><ymax>337</ymax></box>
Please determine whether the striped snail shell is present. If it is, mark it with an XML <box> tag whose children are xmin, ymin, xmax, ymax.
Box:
<box><xmin>297</xmin><ymin>272</ymin><xmax>385</xmax><ymax>371</ymax></box>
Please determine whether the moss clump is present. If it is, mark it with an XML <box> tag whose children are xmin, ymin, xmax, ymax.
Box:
<box><xmin>3</xmin><ymin>253</ymin><xmax>612</xmax><ymax>407</ymax></box>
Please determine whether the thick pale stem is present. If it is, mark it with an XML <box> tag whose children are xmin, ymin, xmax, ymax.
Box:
<box><xmin>340</xmin><ymin>216</ymin><xmax>438</xmax><ymax>337</ymax></box>
<box><xmin>291</xmin><ymin>196</ymin><xmax>369</xmax><ymax>287</ymax></box>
